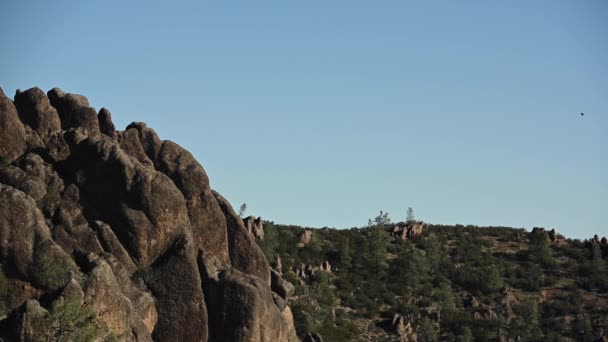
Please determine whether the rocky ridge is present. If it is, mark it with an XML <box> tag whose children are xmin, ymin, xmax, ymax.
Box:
<box><xmin>0</xmin><ymin>86</ymin><xmax>298</xmax><ymax>341</ymax></box>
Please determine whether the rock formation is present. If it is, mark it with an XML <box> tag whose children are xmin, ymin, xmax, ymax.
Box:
<box><xmin>0</xmin><ymin>86</ymin><xmax>297</xmax><ymax>342</ymax></box>
<box><xmin>297</xmin><ymin>230</ymin><xmax>313</xmax><ymax>248</ymax></box>
<box><xmin>243</xmin><ymin>215</ymin><xmax>265</xmax><ymax>240</ymax></box>
<box><xmin>390</xmin><ymin>314</ymin><xmax>416</xmax><ymax>342</ymax></box>
<box><xmin>273</xmin><ymin>254</ymin><xmax>283</xmax><ymax>275</ymax></box>
<box><xmin>389</xmin><ymin>221</ymin><xmax>426</xmax><ymax>241</ymax></box>
<box><xmin>303</xmin><ymin>332</ymin><xmax>323</xmax><ymax>342</ymax></box>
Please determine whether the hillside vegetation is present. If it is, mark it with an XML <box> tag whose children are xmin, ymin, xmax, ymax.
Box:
<box><xmin>257</xmin><ymin>212</ymin><xmax>608</xmax><ymax>341</ymax></box>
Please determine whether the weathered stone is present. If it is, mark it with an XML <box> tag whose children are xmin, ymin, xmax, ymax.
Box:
<box><xmin>83</xmin><ymin>257</ymin><xmax>154</xmax><ymax>341</ymax></box>
<box><xmin>243</xmin><ymin>216</ymin><xmax>265</xmax><ymax>240</ymax></box>
<box><xmin>0</xmin><ymin>86</ymin><xmax>302</xmax><ymax>342</ymax></box>
<box><xmin>6</xmin><ymin>300</ymin><xmax>50</xmax><ymax>341</ymax></box>
<box><xmin>274</xmin><ymin>254</ymin><xmax>283</xmax><ymax>275</ymax></box>
<box><xmin>213</xmin><ymin>191</ymin><xmax>270</xmax><ymax>284</ymax></box>
<box><xmin>150</xmin><ymin>139</ymin><xmax>230</xmax><ymax>264</ymax></box>
<box><xmin>303</xmin><ymin>332</ymin><xmax>324</xmax><ymax>342</ymax></box>
<box><xmin>14</xmin><ymin>87</ymin><xmax>61</xmax><ymax>139</ymax></box>
<box><xmin>320</xmin><ymin>260</ymin><xmax>332</xmax><ymax>273</ymax></box>
<box><xmin>125</xmin><ymin>122</ymin><xmax>162</xmax><ymax>161</ymax></box>
<box><xmin>271</xmin><ymin>269</ymin><xmax>295</xmax><ymax>300</ymax></box>
<box><xmin>0</xmin><ymin>87</ymin><xmax>27</xmax><ymax>161</ymax></box>
<box><xmin>199</xmin><ymin>251</ymin><xmax>298</xmax><ymax>342</ymax></box>
<box><xmin>47</xmin><ymin>87</ymin><xmax>100</xmax><ymax>134</ymax></box>
<box><xmin>62</xmin><ymin>135</ymin><xmax>190</xmax><ymax>267</ymax></box>
<box><xmin>98</xmin><ymin>107</ymin><xmax>117</xmax><ymax>140</ymax></box>
<box><xmin>297</xmin><ymin>230</ymin><xmax>313</xmax><ymax>248</ymax></box>
<box><xmin>121</xmin><ymin>128</ymin><xmax>154</xmax><ymax>167</ymax></box>
<box><xmin>0</xmin><ymin>165</ymin><xmax>47</xmax><ymax>201</ymax></box>
<box><xmin>0</xmin><ymin>184</ymin><xmax>53</xmax><ymax>278</ymax></box>
<box><xmin>92</xmin><ymin>221</ymin><xmax>137</xmax><ymax>272</ymax></box>
<box><xmin>145</xmin><ymin>235</ymin><xmax>207</xmax><ymax>342</ymax></box>
<box><xmin>406</xmin><ymin>221</ymin><xmax>425</xmax><ymax>239</ymax></box>
<box><xmin>4</xmin><ymin>278</ymin><xmax>43</xmax><ymax>314</ymax></box>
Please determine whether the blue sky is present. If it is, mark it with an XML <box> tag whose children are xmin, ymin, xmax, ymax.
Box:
<box><xmin>1</xmin><ymin>1</ymin><xmax>606</xmax><ymax>238</ymax></box>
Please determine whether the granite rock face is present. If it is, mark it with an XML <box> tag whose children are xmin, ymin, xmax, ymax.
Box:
<box><xmin>0</xmin><ymin>86</ymin><xmax>297</xmax><ymax>342</ymax></box>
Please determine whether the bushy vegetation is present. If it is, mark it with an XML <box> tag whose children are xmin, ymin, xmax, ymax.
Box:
<box><xmin>258</xmin><ymin>212</ymin><xmax>608</xmax><ymax>341</ymax></box>
<box><xmin>33</xmin><ymin>298</ymin><xmax>115</xmax><ymax>342</ymax></box>
<box><xmin>34</xmin><ymin>253</ymin><xmax>77</xmax><ymax>292</ymax></box>
<box><xmin>0</xmin><ymin>155</ymin><xmax>8</xmax><ymax>168</ymax></box>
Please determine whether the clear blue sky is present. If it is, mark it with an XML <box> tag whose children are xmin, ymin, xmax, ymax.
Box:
<box><xmin>1</xmin><ymin>1</ymin><xmax>606</xmax><ymax>238</ymax></box>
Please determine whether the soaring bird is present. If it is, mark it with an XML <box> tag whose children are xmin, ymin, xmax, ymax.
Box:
<box><xmin>581</xmin><ymin>113</ymin><xmax>584</xmax><ymax>116</ymax></box>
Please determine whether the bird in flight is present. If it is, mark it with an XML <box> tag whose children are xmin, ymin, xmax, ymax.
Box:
<box><xmin>581</xmin><ymin>113</ymin><xmax>584</xmax><ymax>116</ymax></box>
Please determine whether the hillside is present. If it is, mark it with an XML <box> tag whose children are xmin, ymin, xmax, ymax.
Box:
<box><xmin>0</xmin><ymin>87</ymin><xmax>297</xmax><ymax>341</ymax></box>
<box><xmin>256</xmin><ymin>215</ymin><xmax>608</xmax><ymax>341</ymax></box>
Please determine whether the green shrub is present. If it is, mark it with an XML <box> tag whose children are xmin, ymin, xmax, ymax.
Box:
<box><xmin>34</xmin><ymin>298</ymin><xmax>106</xmax><ymax>342</ymax></box>
<box><xmin>34</xmin><ymin>254</ymin><xmax>76</xmax><ymax>291</ymax></box>
<box><xmin>0</xmin><ymin>155</ymin><xmax>8</xmax><ymax>168</ymax></box>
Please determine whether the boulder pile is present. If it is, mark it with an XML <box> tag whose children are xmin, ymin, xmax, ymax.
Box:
<box><xmin>0</xmin><ymin>87</ymin><xmax>297</xmax><ymax>341</ymax></box>
<box><xmin>389</xmin><ymin>221</ymin><xmax>426</xmax><ymax>241</ymax></box>
<box><xmin>297</xmin><ymin>229</ymin><xmax>313</xmax><ymax>248</ymax></box>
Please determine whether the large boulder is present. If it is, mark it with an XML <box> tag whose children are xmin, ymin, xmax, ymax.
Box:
<box><xmin>47</xmin><ymin>88</ymin><xmax>100</xmax><ymax>135</ymax></box>
<box><xmin>98</xmin><ymin>108</ymin><xmax>117</xmax><ymax>140</ymax></box>
<box><xmin>0</xmin><ymin>87</ymin><xmax>27</xmax><ymax>161</ymax></box>
<box><xmin>0</xmin><ymin>165</ymin><xmax>47</xmax><ymax>202</ymax></box>
<box><xmin>154</xmin><ymin>140</ymin><xmax>230</xmax><ymax>263</ymax></box>
<box><xmin>62</xmin><ymin>135</ymin><xmax>190</xmax><ymax>268</ymax></box>
<box><xmin>213</xmin><ymin>191</ymin><xmax>270</xmax><ymax>284</ymax></box>
<box><xmin>83</xmin><ymin>257</ymin><xmax>154</xmax><ymax>341</ymax></box>
<box><xmin>0</xmin><ymin>184</ymin><xmax>52</xmax><ymax>278</ymax></box>
<box><xmin>124</xmin><ymin>123</ymin><xmax>231</xmax><ymax>265</ymax></box>
<box><xmin>1</xmin><ymin>300</ymin><xmax>50</xmax><ymax>341</ymax></box>
<box><xmin>199</xmin><ymin>251</ymin><xmax>298</xmax><ymax>342</ymax></box>
<box><xmin>270</xmin><ymin>269</ymin><xmax>295</xmax><ymax>300</ymax></box>
<box><xmin>144</xmin><ymin>235</ymin><xmax>208</xmax><ymax>342</ymax></box>
<box><xmin>243</xmin><ymin>216</ymin><xmax>265</xmax><ymax>240</ymax></box>
<box><xmin>14</xmin><ymin>87</ymin><xmax>61</xmax><ymax>139</ymax></box>
<box><xmin>121</xmin><ymin>127</ymin><xmax>154</xmax><ymax>167</ymax></box>
<box><xmin>297</xmin><ymin>230</ymin><xmax>313</xmax><ymax>248</ymax></box>
<box><xmin>406</xmin><ymin>221</ymin><xmax>425</xmax><ymax>239</ymax></box>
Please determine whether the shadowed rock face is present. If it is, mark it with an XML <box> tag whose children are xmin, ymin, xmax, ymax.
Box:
<box><xmin>0</xmin><ymin>86</ymin><xmax>297</xmax><ymax>342</ymax></box>
<box><xmin>0</xmin><ymin>87</ymin><xmax>27</xmax><ymax>161</ymax></box>
<box><xmin>14</xmin><ymin>87</ymin><xmax>62</xmax><ymax>139</ymax></box>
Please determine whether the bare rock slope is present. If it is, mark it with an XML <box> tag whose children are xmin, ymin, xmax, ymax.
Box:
<box><xmin>0</xmin><ymin>86</ymin><xmax>298</xmax><ymax>342</ymax></box>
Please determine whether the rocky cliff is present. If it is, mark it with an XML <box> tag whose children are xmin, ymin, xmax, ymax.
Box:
<box><xmin>0</xmin><ymin>86</ymin><xmax>298</xmax><ymax>342</ymax></box>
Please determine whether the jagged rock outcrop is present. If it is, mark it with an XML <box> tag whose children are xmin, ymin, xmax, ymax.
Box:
<box><xmin>303</xmin><ymin>332</ymin><xmax>323</xmax><ymax>342</ymax></box>
<box><xmin>320</xmin><ymin>260</ymin><xmax>332</xmax><ymax>273</ymax></box>
<box><xmin>499</xmin><ymin>287</ymin><xmax>519</xmax><ymax>321</ymax></box>
<box><xmin>0</xmin><ymin>87</ymin><xmax>27</xmax><ymax>161</ymax></box>
<box><xmin>243</xmin><ymin>216</ymin><xmax>265</xmax><ymax>240</ymax></box>
<box><xmin>390</xmin><ymin>314</ymin><xmax>416</xmax><ymax>342</ymax></box>
<box><xmin>462</xmin><ymin>292</ymin><xmax>480</xmax><ymax>308</ymax></box>
<box><xmin>14</xmin><ymin>87</ymin><xmax>62</xmax><ymax>139</ymax></box>
<box><xmin>389</xmin><ymin>221</ymin><xmax>426</xmax><ymax>241</ymax></box>
<box><xmin>0</xmin><ymin>86</ymin><xmax>296</xmax><ymax>342</ymax></box>
<box><xmin>199</xmin><ymin>251</ymin><xmax>298</xmax><ymax>342</ymax></box>
<box><xmin>297</xmin><ymin>229</ymin><xmax>313</xmax><ymax>248</ymax></box>
<box><xmin>273</xmin><ymin>254</ymin><xmax>283</xmax><ymax>275</ymax></box>
<box><xmin>214</xmin><ymin>191</ymin><xmax>270</xmax><ymax>284</ymax></box>
<box><xmin>47</xmin><ymin>87</ymin><xmax>100</xmax><ymax>135</ymax></box>
<box><xmin>271</xmin><ymin>268</ymin><xmax>295</xmax><ymax>300</ymax></box>
<box><xmin>98</xmin><ymin>107</ymin><xmax>117</xmax><ymax>140</ymax></box>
